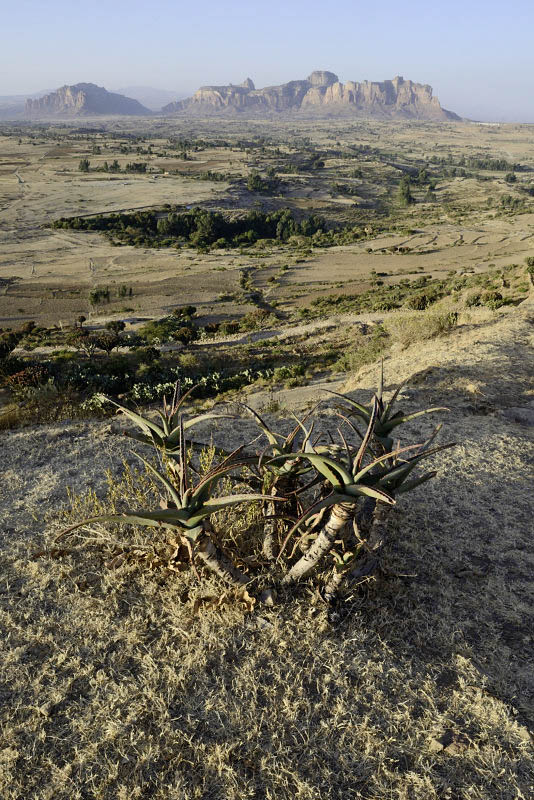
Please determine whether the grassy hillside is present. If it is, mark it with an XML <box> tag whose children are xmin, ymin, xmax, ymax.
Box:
<box><xmin>1</xmin><ymin>302</ymin><xmax>533</xmax><ymax>799</ymax></box>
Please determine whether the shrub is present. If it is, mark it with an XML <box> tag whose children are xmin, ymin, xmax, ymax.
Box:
<box><xmin>0</xmin><ymin>331</ymin><xmax>22</xmax><ymax>361</ymax></box>
<box><xmin>481</xmin><ymin>290</ymin><xmax>503</xmax><ymax>309</ymax></box>
<box><xmin>465</xmin><ymin>291</ymin><xmax>481</xmax><ymax>308</ymax></box>
<box><xmin>5</xmin><ymin>363</ymin><xmax>50</xmax><ymax>398</ymax></box>
<box><xmin>386</xmin><ymin>311</ymin><xmax>458</xmax><ymax>349</ymax></box>
<box><xmin>219</xmin><ymin>321</ymin><xmax>240</xmax><ymax>336</ymax></box>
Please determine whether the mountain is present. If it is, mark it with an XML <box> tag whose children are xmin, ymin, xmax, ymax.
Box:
<box><xmin>114</xmin><ymin>86</ymin><xmax>185</xmax><ymax>111</ymax></box>
<box><xmin>25</xmin><ymin>84</ymin><xmax>151</xmax><ymax>117</ymax></box>
<box><xmin>0</xmin><ymin>90</ymin><xmax>50</xmax><ymax>119</ymax></box>
<box><xmin>163</xmin><ymin>70</ymin><xmax>460</xmax><ymax>120</ymax></box>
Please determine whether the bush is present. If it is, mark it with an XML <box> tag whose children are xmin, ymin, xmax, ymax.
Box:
<box><xmin>406</xmin><ymin>292</ymin><xmax>434</xmax><ymax>311</ymax></box>
<box><xmin>481</xmin><ymin>290</ymin><xmax>503</xmax><ymax>309</ymax></box>
<box><xmin>386</xmin><ymin>311</ymin><xmax>458</xmax><ymax>349</ymax></box>
<box><xmin>219</xmin><ymin>321</ymin><xmax>240</xmax><ymax>335</ymax></box>
<box><xmin>465</xmin><ymin>291</ymin><xmax>481</xmax><ymax>308</ymax></box>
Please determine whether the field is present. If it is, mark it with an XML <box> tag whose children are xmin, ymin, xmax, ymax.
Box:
<box><xmin>2</xmin><ymin>118</ymin><xmax>534</xmax><ymax>327</ymax></box>
<box><xmin>0</xmin><ymin>116</ymin><xmax>533</xmax><ymax>799</ymax></box>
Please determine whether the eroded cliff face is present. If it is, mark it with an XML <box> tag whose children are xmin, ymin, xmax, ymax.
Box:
<box><xmin>163</xmin><ymin>71</ymin><xmax>459</xmax><ymax>120</ymax></box>
<box><xmin>25</xmin><ymin>84</ymin><xmax>150</xmax><ymax>116</ymax></box>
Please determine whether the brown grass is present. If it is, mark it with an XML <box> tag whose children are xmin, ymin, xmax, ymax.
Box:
<box><xmin>0</xmin><ymin>301</ymin><xmax>533</xmax><ymax>799</ymax></box>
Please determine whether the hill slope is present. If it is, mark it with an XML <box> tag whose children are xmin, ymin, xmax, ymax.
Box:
<box><xmin>0</xmin><ymin>305</ymin><xmax>532</xmax><ymax>798</ymax></box>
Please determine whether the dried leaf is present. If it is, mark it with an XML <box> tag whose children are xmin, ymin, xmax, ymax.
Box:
<box><xmin>192</xmin><ymin>587</ymin><xmax>256</xmax><ymax>614</ymax></box>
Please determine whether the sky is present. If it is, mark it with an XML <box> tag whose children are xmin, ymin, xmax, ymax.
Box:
<box><xmin>2</xmin><ymin>0</ymin><xmax>534</xmax><ymax>121</ymax></box>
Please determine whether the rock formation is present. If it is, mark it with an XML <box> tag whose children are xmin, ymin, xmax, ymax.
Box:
<box><xmin>163</xmin><ymin>71</ymin><xmax>459</xmax><ymax>120</ymax></box>
<box><xmin>25</xmin><ymin>84</ymin><xmax>150</xmax><ymax>116</ymax></box>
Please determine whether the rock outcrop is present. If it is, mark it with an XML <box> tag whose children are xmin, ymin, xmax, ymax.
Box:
<box><xmin>25</xmin><ymin>84</ymin><xmax>150</xmax><ymax>116</ymax></box>
<box><xmin>163</xmin><ymin>71</ymin><xmax>459</xmax><ymax>120</ymax></box>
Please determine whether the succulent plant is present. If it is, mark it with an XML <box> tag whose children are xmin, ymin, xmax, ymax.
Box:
<box><xmin>269</xmin><ymin>399</ymin><xmax>401</xmax><ymax>584</ymax></box>
<box><xmin>97</xmin><ymin>382</ymin><xmax>232</xmax><ymax>454</ymax></box>
<box><xmin>58</xmin><ymin>417</ymin><xmax>275</xmax><ymax>587</ymax></box>
<box><xmin>325</xmin><ymin>363</ymin><xmax>447</xmax><ymax>451</ymax></box>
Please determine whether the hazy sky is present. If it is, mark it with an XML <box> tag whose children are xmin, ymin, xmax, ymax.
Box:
<box><xmin>2</xmin><ymin>0</ymin><xmax>534</xmax><ymax>120</ymax></box>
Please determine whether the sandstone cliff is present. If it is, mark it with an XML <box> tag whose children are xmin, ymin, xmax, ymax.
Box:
<box><xmin>25</xmin><ymin>84</ymin><xmax>150</xmax><ymax>116</ymax></box>
<box><xmin>163</xmin><ymin>70</ymin><xmax>459</xmax><ymax>120</ymax></box>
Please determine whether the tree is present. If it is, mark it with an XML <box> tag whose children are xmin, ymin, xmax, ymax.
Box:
<box><xmin>398</xmin><ymin>176</ymin><xmax>415</xmax><ymax>206</ymax></box>
<box><xmin>77</xmin><ymin>315</ymin><xmax>86</xmax><ymax>328</ymax></box>
<box><xmin>67</xmin><ymin>330</ymin><xmax>99</xmax><ymax>358</ymax></box>
<box><xmin>93</xmin><ymin>331</ymin><xmax>122</xmax><ymax>355</ymax></box>
<box><xmin>79</xmin><ymin>159</ymin><xmax>90</xmax><ymax>173</ymax></box>
<box><xmin>105</xmin><ymin>320</ymin><xmax>126</xmax><ymax>334</ymax></box>
<box><xmin>0</xmin><ymin>331</ymin><xmax>22</xmax><ymax>361</ymax></box>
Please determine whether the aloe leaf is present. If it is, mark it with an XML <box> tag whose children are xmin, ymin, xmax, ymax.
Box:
<box><xmin>155</xmin><ymin>409</ymin><xmax>170</xmax><ymax>437</ymax></box>
<box><xmin>132</xmin><ymin>453</ymin><xmax>183</xmax><ymax>509</ymax></box>
<box><xmin>269</xmin><ymin>452</ymin><xmax>352</xmax><ymax>488</ymax></box>
<box><xmin>239</xmin><ymin>403</ymin><xmax>281</xmax><ymax>447</ymax></box>
<box><xmin>394</xmin><ymin>471</ymin><xmax>437</xmax><ymax>495</ymax></box>
<box><xmin>191</xmin><ymin>458</ymin><xmax>251</xmax><ymax>502</ymax></box>
<box><xmin>354</xmin><ymin>396</ymin><xmax>379</xmax><ymax>473</ymax></box>
<box><xmin>381</xmin><ymin>407</ymin><xmax>448</xmax><ymax>432</ymax></box>
<box><xmin>378</xmin><ymin>359</ymin><xmax>384</xmax><ymax>403</ymax></box>
<box><xmin>187</xmin><ymin>493</ymin><xmax>277</xmax><ymax>527</ymax></box>
<box><xmin>164</xmin><ymin>414</ymin><xmax>234</xmax><ymax>448</ymax></box>
<box><xmin>169</xmin><ymin>383</ymin><xmax>197</xmax><ymax>429</ymax></box>
<box><xmin>377</xmin><ymin>443</ymin><xmax>454</xmax><ymax>486</ymax></box>
<box><xmin>382</xmin><ymin>378</ymin><xmax>409</xmax><ymax>422</ymax></box>
<box><xmin>353</xmin><ymin>443</ymin><xmax>422</xmax><ymax>482</ymax></box>
<box><xmin>285</xmin><ymin>404</ymin><xmax>317</xmax><ymax>449</ymax></box>
<box><xmin>57</xmin><ymin>508</ymin><xmax>192</xmax><ymax>539</ymax></box>
<box><xmin>343</xmin><ymin>484</ymin><xmax>395</xmax><ymax>504</ymax></box>
<box><xmin>420</xmin><ymin>423</ymin><xmax>443</xmax><ymax>451</ymax></box>
<box><xmin>322</xmin><ymin>389</ymin><xmax>370</xmax><ymax>419</ymax></box>
<box><xmin>337</xmin><ymin>426</ymin><xmax>353</xmax><ymax>473</ymax></box>
<box><xmin>288</xmin><ymin>412</ymin><xmax>315</xmax><ymax>454</ymax></box>
<box><xmin>121</xmin><ymin>431</ymin><xmax>154</xmax><ymax>446</ymax></box>
<box><xmin>303</xmin><ymin>453</ymin><xmax>352</xmax><ymax>487</ymax></box>
<box><xmin>102</xmin><ymin>396</ymin><xmax>165</xmax><ymax>439</ymax></box>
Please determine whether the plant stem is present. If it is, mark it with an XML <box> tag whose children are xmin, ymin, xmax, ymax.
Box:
<box><xmin>323</xmin><ymin>568</ymin><xmax>345</xmax><ymax>603</ymax></box>
<box><xmin>346</xmin><ymin>502</ymin><xmax>391</xmax><ymax>584</ymax></box>
<box><xmin>262</xmin><ymin>485</ymin><xmax>278</xmax><ymax>561</ymax></box>
<box><xmin>196</xmin><ymin>530</ymin><xmax>249</xmax><ymax>586</ymax></box>
<box><xmin>281</xmin><ymin>501</ymin><xmax>355</xmax><ymax>585</ymax></box>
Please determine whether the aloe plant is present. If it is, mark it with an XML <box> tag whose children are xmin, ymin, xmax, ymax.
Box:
<box><xmin>325</xmin><ymin>363</ymin><xmax>447</xmax><ymax>452</ymax></box>
<box><xmin>268</xmin><ymin>398</ymin><xmax>409</xmax><ymax>585</ymax></box>
<box><xmin>322</xmin><ymin>426</ymin><xmax>454</xmax><ymax>602</ymax></box>
<box><xmin>58</xmin><ymin>418</ymin><xmax>275</xmax><ymax>587</ymax></box>
<box><xmin>241</xmin><ymin>404</ymin><xmax>318</xmax><ymax>560</ymax></box>
<box><xmin>98</xmin><ymin>382</ymin><xmax>232</xmax><ymax>454</ymax></box>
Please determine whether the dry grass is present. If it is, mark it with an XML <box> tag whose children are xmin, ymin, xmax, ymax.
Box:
<box><xmin>385</xmin><ymin>310</ymin><xmax>458</xmax><ymax>349</ymax></box>
<box><xmin>1</xmin><ymin>306</ymin><xmax>533</xmax><ymax>799</ymax></box>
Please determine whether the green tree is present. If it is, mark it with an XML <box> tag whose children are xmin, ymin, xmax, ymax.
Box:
<box><xmin>106</xmin><ymin>320</ymin><xmax>126</xmax><ymax>334</ymax></box>
<box><xmin>398</xmin><ymin>176</ymin><xmax>415</xmax><ymax>206</ymax></box>
<box><xmin>78</xmin><ymin>159</ymin><xmax>90</xmax><ymax>173</ymax></box>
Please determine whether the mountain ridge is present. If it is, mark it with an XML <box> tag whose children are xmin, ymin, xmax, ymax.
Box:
<box><xmin>25</xmin><ymin>83</ymin><xmax>151</xmax><ymax>117</ymax></box>
<box><xmin>163</xmin><ymin>70</ymin><xmax>460</xmax><ymax>120</ymax></box>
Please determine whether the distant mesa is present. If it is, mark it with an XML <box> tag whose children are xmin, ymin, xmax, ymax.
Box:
<box><xmin>162</xmin><ymin>70</ymin><xmax>460</xmax><ymax>120</ymax></box>
<box><xmin>25</xmin><ymin>83</ymin><xmax>151</xmax><ymax>117</ymax></box>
